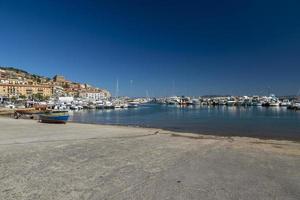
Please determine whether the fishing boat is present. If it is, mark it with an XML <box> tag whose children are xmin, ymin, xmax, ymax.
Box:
<box><xmin>39</xmin><ymin>110</ymin><xmax>69</xmax><ymax>124</ymax></box>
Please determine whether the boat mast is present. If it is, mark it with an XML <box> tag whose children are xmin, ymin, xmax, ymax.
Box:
<box><xmin>172</xmin><ymin>80</ymin><xmax>175</xmax><ymax>96</ymax></box>
<box><xmin>130</xmin><ymin>80</ymin><xmax>133</xmax><ymax>97</ymax></box>
<box><xmin>115</xmin><ymin>79</ymin><xmax>119</xmax><ymax>98</ymax></box>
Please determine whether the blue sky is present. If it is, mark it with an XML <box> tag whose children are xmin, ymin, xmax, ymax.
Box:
<box><xmin>0</xmin><ymin>0</ymin><xmax>300</xmax><ymax>96</ymax></box>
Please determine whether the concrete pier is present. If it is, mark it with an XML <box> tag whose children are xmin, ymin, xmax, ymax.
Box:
<box><xmin>0</xmin><ymin>117</ymin><xmax>299</xmax><ymax>200</ymax></box>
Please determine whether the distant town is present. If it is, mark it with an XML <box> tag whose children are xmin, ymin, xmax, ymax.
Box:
<box><xmin>0</xmin><ymin>66</ymin><xmax>111</xmax><ymax>101</ymax></box>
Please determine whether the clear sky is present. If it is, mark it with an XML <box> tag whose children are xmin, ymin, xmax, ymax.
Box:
<box><xmin>0</xmin><ymin>0</ymin><xmax>299</xmax><ymax>97</ymax></box>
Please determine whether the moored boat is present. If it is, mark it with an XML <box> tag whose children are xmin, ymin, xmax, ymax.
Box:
<box><xmin>287</xmin><ymin>100</ymin><xmax>300</xmax><ymax>110</ymax></box>
<box><xmin>280</xmin><ymin>99</ymin><xmax>291</xmax><ymax>106</ymax></box>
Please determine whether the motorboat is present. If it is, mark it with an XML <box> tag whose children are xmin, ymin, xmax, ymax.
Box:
<box><xmin>280</xmin><ymin>99</ymin><xmax>291</xmax><ymax>106</ymax></box>
<box><xmin>226</xmin><ymin>97</ymin><xmax>236</xmax><ymax>106</ymax></box>
<box><xmin>287</xmin><ymin>100</ymin><xmax>300</xmax><ymax>110</ymax></box>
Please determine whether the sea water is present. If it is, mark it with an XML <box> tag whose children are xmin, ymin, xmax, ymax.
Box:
<box><xmin>70</xmin><ymin>104</ymin><xmax>300</xmax><ymax>140</ymax></box>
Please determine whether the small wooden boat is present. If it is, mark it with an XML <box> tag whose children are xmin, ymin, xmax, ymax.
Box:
<box><xmin>14</xmin><ymin>108</ymin><xmax>48</xmax><ymax>119</ymax></box>
<box><xmin>39</xmin><ymin>110</ymin><xmax>69</xmax><ymax>124</ymax></box>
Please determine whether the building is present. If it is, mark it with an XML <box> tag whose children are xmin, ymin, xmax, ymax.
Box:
<box><xmin>53</xmin><ymin>75</ymin><xmax>65</xmax><ymax>82</ymax></box>
<box><xmin>79</xmin><ymin>91</ymin><xmax>107</xmax><ymax>101</ymax></box>
<box><xmin>58</xmin><ymin>96</ymin><xmax>74</xmax><ymax>104</ymax></box>
<box><xmin>0</xmin><ymin>83</ymin><xmax>53</xmax><ymax>98</ymax></box>
<box><xmin>0</xmin><ymin>70</ymin><xmax>6</xmax><ymax>79</ymax></box>
<box><xmin>0</xmin><ymin>69</ymin><xmax>111</xmax><ymax>100</ymax></box>
<box><xmin>101</xmin><ymin>89</ymin><xmax>111</xmax><ymax>98</ymax></box>
<box><xmin>65</xmin><ymin>88</ymin><xmax>79</xmax><ymax>97</ymax></box>
<box><xmin>52</xmin><ymin>85</ymin><xmax>66</xmax><ymax>97</ymax></box>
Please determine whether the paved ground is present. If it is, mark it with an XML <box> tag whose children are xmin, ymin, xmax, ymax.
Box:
<box><xmin>0</xmin><ymin>117</ymin><xmax>299</xmax><ymax>200</ymax></box>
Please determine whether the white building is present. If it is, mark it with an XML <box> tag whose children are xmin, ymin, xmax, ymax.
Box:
<box><xmin>58</xmin><ymin>96</ymin><xmax>74</xmax><ymax>104</ymax></box>
<box><xmin>79</xmin><ymin>92</ymin><xmax>106</xmax><ymax>101</ymax></box>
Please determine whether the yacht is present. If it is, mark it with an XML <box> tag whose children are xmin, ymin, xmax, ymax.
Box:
<box><xmin>128</xmin><ymin>102</ymin><xmax>139</xmax><ymax>108</ymax></box>
<box><xmin>288</xmin><ymin>100</ymin><xmax>300</xmax><ymax>110</ymax></box>
<box><xmin>166</xmin><ymin>96</ymin><xmax>180</xmax><ymax>105</ymax></box>
<box><xmin>96</xmin><ymin>101</ymin><xmax>105</xmax><ymax>109</ymax></box>
<box><xmin>269</xmin><ymin>101</ymin><xmax>280</xmax><ymax>106</ymax></box>
<box><xmin>121</xmin><ymin>103</ymin><xmax>129</xmax><ymax>108</ymax></box>
<box><xmin>104</xmin><ymin>100</ymin><xmax>114</xmax><ymax>109</ymax></box>
<box><xmin>262</xmin><ymin>94</ymin><xmax>280</xmax><ymax>107</ymax></box>
<box><xmin>280</xmin><ymin>99</ymin><xmax>291</xmax><ymax>106</ymax></box>
<box><xmin>226</xmin><ymin>97</ymin><xmax>236</xmax><ymax>106</ymax></box>
<box><xmin>192</xmin><ymin>98</ymin><xmax>201</xmax><ymax>105</ymax></box>
<box><xmin>251</xmin><ymin>96</ymin><xmax>262</xmax><ymax>106</ymax></box>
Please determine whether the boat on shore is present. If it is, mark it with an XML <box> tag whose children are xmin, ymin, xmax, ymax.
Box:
<box><xmin>14</xmin><ymin>105</ymin><xmax>49</xmax><ymax>119</ymax></box>
<box><xmin>39</xmin><ymin>110</ymin><xmax>69</xmax><ymax>124</ymax></box>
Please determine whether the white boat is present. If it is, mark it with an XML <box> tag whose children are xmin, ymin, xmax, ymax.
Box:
<box><xmin>96</xmin><ymin>101</ymin><xmax>105</xmax><ymax>109</ymax></box>
<box><xmin>114</xmin><ymin>104</ymin><xmax>121</xmax><ymax>109</ymax></box>
<box><xmin>294</xmin><ymin>101</ymin><xmax>300</xmax><ymax>109</ymax></box>
<box><xmin>122</xmin><ymin>103</ymin><xmax>129</xmax><ymax>108</ymax></box>
<box><xmin>280</xmin><ymin>99</ymin><xmax>291</xmax><ymax>106</ymax></box>
<box><xmin>262</xmin><ymin>94</ymin><xmax>280</xmax><ymax>107</ymax></box>
<box><xmin>128</xmin><ymin>102</ymin><xmax>139</xmax><ymax>108</ymax></box>
<box><xmin>5</xmin><ymin>104</ymin><xmax>15</xmax><ymax>109</ymax></box>
<box><xmin>251</xmin><ymin>96</ymin><xmax>262</xmax><ymax>106</ymax></box>
<box><xmin>192</xmin><ymin>99</ymin><xmax>201</xmax><ymax>105</ymax></box>
<box><xmin>70</xmin><ymin>105</ymin><xmax>78</xmax><ymax>110</ymax></box>
<box><xmin>288</xmin><ymin>100</ymin><xmax>300</xmax><ymax>110</ymax></box>
<box><xmin>88</xmin><ymin>104</ymin><xmax>96</xmax><ymax>109</ymax></box>
<box><xmin>226</xmin><ymin>97</ymin><xmax>236</xmax><ymax>106</ymax></box>
<box><xmin>269</xmin><ymin>101</ymin><xmax>280</xmax><ymax>106</ymax></box>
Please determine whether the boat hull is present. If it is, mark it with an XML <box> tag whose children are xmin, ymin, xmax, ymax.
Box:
<box><xmin>39</xmin><ymin>115</ymin><xmax>69</xmax><ymax>124</ymax></box>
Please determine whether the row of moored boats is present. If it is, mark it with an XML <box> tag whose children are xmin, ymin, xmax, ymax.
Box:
<box><xmin>155</xmin><ymin>94</ymin><xmax>300</xmax><ymax>110</ymax></box>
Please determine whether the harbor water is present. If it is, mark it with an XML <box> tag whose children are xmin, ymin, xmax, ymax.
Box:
<box><xmin>70</xmin><ymin>104</ymin><xmax>300</xmax><ymax>140</ymax></box>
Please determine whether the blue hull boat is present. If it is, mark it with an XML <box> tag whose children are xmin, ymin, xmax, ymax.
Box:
<box><xmin>39</xmin><ymin>111</ymin><xmax>69</xmax><ymax>124</ymax></box>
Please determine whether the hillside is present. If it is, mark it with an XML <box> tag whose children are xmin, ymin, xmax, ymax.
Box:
<box><xmin>0</xmin><ymin>66</ymin><xmax>50</xmax><ymax>81</ymax></box>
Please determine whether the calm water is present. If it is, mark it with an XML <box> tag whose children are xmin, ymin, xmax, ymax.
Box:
<box><xmin>70</xmin><ymin>104</ymin><xmax>300</xmax><ymax>140</ymax></box>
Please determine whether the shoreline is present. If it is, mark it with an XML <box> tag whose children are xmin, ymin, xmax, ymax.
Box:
<box><xmin>68</xmin><ymin>120</ymin><xmax>300</xmax><ymax>143</ymax></box>
<box><xmin>1</xmin><ymin>116</ymin><xmax>299</xmax><ymax>155</ymax></box>
<box><xmin>1</xmin><ymin>114</ymin><xmax>299</xmax><ymax>143</ymax></box>
<box><xmin>0</xmin><ymin>116</ymin><xmax>300</xmax><ymax>156</ymax></box>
